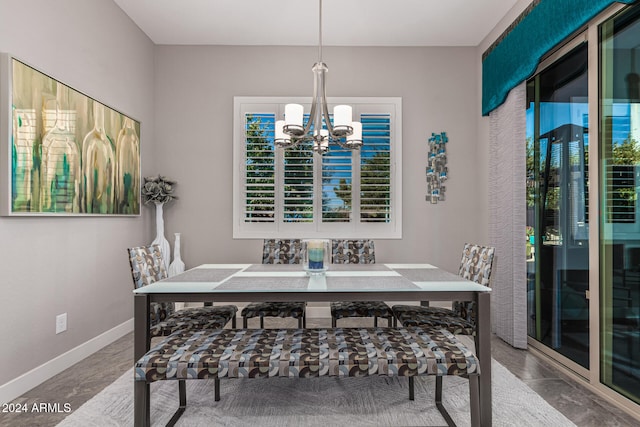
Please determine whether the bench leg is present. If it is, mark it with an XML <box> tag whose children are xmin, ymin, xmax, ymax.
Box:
<box><xmin>435</xmin><ymin>376</ymin><xmax>455</xmax><ymax>427</ymax></box>
<box><xmin>134</xmin><ymin>381</ymin><xmax>150</xmax><ymax>427</ymax></box>
<box><xmin>408</xmin><ymin>377</ymin><xmax>414</xmax><ymax>401</ymax></box>
<box><xmin>166</xmin><ymin>380</ymin><xmax>187</xmax><ymax>427</ymax></box>
<box><xmin>469</xmin><ymin>375</ymin><xmax>480</xmax><ymax>427</ymax></box>
<box><xmin>215</xmin><ymin>378</ymin><xmax>220</xmax><ymax>401</ymax></box>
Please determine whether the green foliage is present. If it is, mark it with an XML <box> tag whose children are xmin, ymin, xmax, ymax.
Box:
<box><xmin>612</xmin><ymin>136</ymin><xmax>640</xmax><ymax>165</ymax></box>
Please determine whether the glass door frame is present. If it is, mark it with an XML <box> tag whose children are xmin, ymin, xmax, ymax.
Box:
<box><xmin>525</xmin><ymin>3</ymin><xmax>640</xmax><ymax>418</ymax></box>
<box><xmin>526</xmin><ymin>30</ymin><xmax>591</xmax><ymax>380</ymax></box>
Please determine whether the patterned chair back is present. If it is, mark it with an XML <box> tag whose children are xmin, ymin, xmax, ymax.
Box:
<box><xmin>331</xmin><ymin>240</ymin><xmax>376</xmax><ymax>264</ymax></box>
<box><xmin>127</xmin><ymin>244</ymin><xmax>172</xmax><ymax>325</ymax></box>
<box><xmin>453</xmin><ymin>243</ymin><xmax>495</xmax><ymax>324</ymax></box>
<box><xmin>262</xmin><ymin>239</ymin><xmax>303</xmax><ymax>264</ymax></box>
<box><xmin>457</xmin><ymin>243</ymin><xmax>495</xmax><ymax>286</ymax></box>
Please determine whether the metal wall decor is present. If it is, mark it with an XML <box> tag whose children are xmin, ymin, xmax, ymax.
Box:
<box><xmin>425</xmin><ymin>131</ymin><xmax>448</xmax><ymax>204</ymax></box>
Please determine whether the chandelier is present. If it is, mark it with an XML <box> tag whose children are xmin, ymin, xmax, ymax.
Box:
<box><xmin>275</xmin><ymin>0</ymin><xmax>362</xmax><ymax>154</ymax></box>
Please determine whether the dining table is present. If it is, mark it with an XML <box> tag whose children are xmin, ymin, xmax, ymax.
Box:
<box><xmin>133</xmin><ymin>262</ymin><xmax>492</xmax><ymax>425</ymax></box>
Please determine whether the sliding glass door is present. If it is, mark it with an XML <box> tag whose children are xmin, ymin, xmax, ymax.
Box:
<box><xmin>600</xmin><ymin>5</ymin><xmax>640</xmax><ymax>403</ymax></box>
<box><xmin>522</xmin><ymin>1</ymin><xmax>640</xmax><ymax>411</ymax></box>
<box><xmin>526</xmin><ymin>41</ymin><xmax>590</xmax><ymax>369</ymax></box>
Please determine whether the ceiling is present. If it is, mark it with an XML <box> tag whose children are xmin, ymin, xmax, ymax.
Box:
<box><xmin>113</xmin><ymin>0</ymin><xmax>519</xmax><ymax>47</ymax></box>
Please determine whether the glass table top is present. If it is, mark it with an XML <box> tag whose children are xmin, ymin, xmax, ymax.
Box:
<box><xmin>133</xmin><ymin>264</ymin><xmax>491</xmax><ymax>294</ymax></box>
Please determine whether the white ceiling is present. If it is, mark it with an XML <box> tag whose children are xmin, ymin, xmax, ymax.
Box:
<box><xmin>113</xmin><ymin>0</ymin><xmax>519</xmax><ymax>47</ymax></box>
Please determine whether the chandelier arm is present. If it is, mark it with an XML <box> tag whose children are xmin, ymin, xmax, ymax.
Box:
<box><xmin>303</xmin><ymin>95</ymin><xmax>317</xmax><ymax>136</ymax></box>
<box><xmin>319</xmin><ymin>69</ymin><xmax>334</xmax><ymax>135</ymax></box>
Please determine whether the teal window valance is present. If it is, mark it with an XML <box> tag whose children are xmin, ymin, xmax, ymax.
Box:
<box><xmin>482</xmin><ymin>0</ymin><xmax>636</xmax><ymax>116</ymax></box>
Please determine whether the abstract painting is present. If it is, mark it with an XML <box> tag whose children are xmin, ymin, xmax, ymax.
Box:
<box><xmin>1</xmin><ymin>54</ymin><xmax>140</xmax><ymax>215</ymax></box>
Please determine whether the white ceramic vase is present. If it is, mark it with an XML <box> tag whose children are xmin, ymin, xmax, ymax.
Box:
<box><xmin>168</xmin><ymin>233</ymin><xmax>185</xmax><ymax>277</ymax></box>
<box><xmin>151</xmin><ymin>202</ymin><xmax>170</xmax><ymax>271</ymax></box>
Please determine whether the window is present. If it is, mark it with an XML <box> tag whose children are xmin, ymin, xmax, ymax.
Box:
<box><xmin>233</xmin><ymin>97</ymin><xmax>402</xmax><ymax>239</ymax></box>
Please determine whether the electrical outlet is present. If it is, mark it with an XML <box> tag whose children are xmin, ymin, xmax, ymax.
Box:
<box><xmin>56</xmin><ymin>313</ymin><xmax>67</xmax><ymax>334</ymax></box>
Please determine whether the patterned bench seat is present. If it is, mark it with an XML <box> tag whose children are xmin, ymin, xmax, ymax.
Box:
<box><xmin>134</xmin><ymin>327</ymin><xmax>481</xmax><ymax>427</ymax></box>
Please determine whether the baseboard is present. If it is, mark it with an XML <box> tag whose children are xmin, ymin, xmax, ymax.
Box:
<box><xmin>0</xmin><ymin>319</ymin><xmax>134</xmax><ymax>405</ymax></box>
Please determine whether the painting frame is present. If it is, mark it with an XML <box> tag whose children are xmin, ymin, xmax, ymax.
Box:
<box><xmin>0</xmin><ymin>53</ymin><xmax>141</xmax><ymax>216</ymax></box>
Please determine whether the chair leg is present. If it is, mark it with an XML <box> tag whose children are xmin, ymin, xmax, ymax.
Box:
<box><xmin>260</xmin><ymin>316</ymin><xmax>264</xmax><ymax>329</ymax></box>
<box><xmin>180</xmin><ymin>380</ymin><xmax>187</xmax><ymax>403</ymax></box>
<box><xmin>331</xmin><ymin>316</ymin><xmax>337</xmax><ymax>328</ymax></box>
<box><xmin>231</xmin><ymin>315</ymin><xmax>236</xmax><ymax>328</ymax></box>
<box><xmin>435</xmin><ymin>376</ymin><xmax>455</xmax><ymax>427</ymax></box>
<box><xmin>469</xmin><ymin>375</ymin><xmax>480</xmax><ymax>427</ymax></box>
<box><xmin>388</xmin><ymin>317</ymin><xmax>393</xmax><ymax>327</ymax></box>
<box><xmin>166</xmin><ymin>380</ymin><xmax>187</xmax><ymax>427</ymax></box>
<box><xmin>374</xmin><ymin>316</ymin><xmax>378</xmax><ymax>327</ymax></box>
<box><xmin>302</xmin><ymin>312</ymin><xmax>306</xmax><ymax>328</ymax></box>
<box><xmin>298</xmin><ymin>316</ymin><xmax>303</xmax><ymax>328</ymax></box>
<box><xmin>243</xmin><ymin>316</ymin><xmax>248</xmax><ymax>328</ymax></box>
<box><xmin>215</xmin><ymin>378</ymin><xmax>220</xmax><ymax>402</ymax></box>
<box><xmin>408</xmin><ymin>377</ymin><xmax>414</xmax><ymax>400</ymax></box>
<box><xmin>134</xmin><ymin>381</ymin><xmax>150</xmax><ymax>427</ymax></box>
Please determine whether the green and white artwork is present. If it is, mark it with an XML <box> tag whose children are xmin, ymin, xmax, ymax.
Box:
<box><xmin>4</xmin><ymin>56</ymin><xmax>140</xmax><ymax>215</ymax></box>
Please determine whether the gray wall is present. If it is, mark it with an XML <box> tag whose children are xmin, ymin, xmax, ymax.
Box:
<box><xmin>0</xmin><ymin>0</ymin><xmax>155</xmax><ymax>386</ymax></box>
<box><xmin>154</xmin><ymin>45</ymin><xmax>483</xmax><ymax>274</ymax></box>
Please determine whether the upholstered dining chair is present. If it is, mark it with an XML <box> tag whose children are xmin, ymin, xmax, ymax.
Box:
<box><xmin>128</xmin><ymin>244</ymin><xmax>238</xmax><ymax>337</ymax></box>
<box><xmin>392</xmin><ymin>243</ymin><xmax>496</xmax><ymax>341</ymax></box>
<box><xmin>240</xmin><ymin>239</ymin><xmax>307</xmax><ymax>328</ymax></box>
<box><xmin>329</xmin><ymin>239</ymin><xmax>395</xmax><ymax>327</ymax></box>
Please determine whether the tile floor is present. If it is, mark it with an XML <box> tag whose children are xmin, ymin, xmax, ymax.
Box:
<box><xmin>0</xmin><ymin>317</ymin><xmax>638</xmax><ymax>426</ymax></box>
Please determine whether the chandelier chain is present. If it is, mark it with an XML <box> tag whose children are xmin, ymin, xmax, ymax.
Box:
<box><xmin>318</xmin><ymin>0</ymin><xmax>323</xmax><ymax>63</ymax></box>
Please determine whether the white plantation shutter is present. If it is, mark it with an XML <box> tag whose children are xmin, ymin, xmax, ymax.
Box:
<box><xmin>243</xmin><ymin>113</ymin><xmax>275</xmax><ymax>223</ymax></box>
<box><xmin>322</xmin><ymin>140</ymin><xmax>352</xmax><ymax>223</ymax></box>
<box><xmin>283</xmin><ymin>137</ymin><xmax>315</xmax><ymax>222</ymax></box>
<box><xmin>360</xmin><ymin>114</ymin><xmax>391</xmax><ymax>223</ymax></box>
<box><xmin>233</xmin><ymin>97</ymin><xmax>401</xmax><ymax>238</ymax></box>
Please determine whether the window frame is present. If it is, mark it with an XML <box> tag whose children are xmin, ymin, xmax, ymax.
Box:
<box><xmin>233</xmin><ymin>96</ymin><xmax>402</xmax><ymax>239</ymax></box>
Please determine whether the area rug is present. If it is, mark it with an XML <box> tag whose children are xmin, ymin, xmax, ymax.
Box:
<box><xmin>57</xmin><ymin>359</ymin><xmax>575</xmax><ymax>427</ymax></box>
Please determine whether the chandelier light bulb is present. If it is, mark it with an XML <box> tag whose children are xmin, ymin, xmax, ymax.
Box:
<box><xmin>284</xmin><ymin>104</ymin><xmax>304</xmax><ymax>136</ymax></box>
<box><xmin>333</xmin><ymin>105</ymin><xmax>353</xmax><ymax>135</ymax></box>
<box><xmin>347</xmin><ymin>121</ymin><xmax>363</xmax><ymax>147</ymax></box>
<box><xmin>275</xmin><ymin>120</ymin><xmax>293</xmax><ymax>147</ymax></box>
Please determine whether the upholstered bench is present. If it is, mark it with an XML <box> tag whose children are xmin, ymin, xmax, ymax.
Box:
<box><xmin>134</xmin><ymin>327</ymin><xmax>480</xmax><ymax>427</ymax></box>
